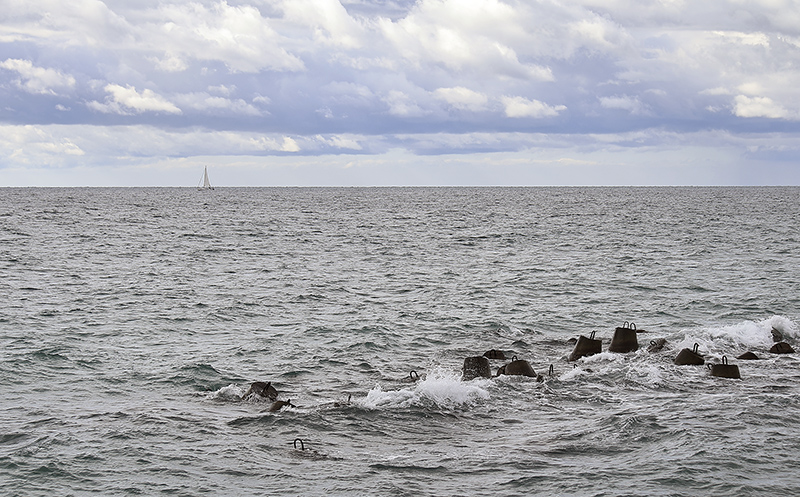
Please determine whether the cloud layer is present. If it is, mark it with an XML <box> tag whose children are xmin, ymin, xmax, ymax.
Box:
<box><xmin>1</xmin><ymin>0</ymin><xmax>799</xmax><ymax>185</ymax></box>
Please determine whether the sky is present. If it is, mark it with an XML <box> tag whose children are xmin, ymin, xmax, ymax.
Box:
<box><xmin>1</xmin><ymin>0</ymin><xmax>800</xmax><ymax>186</ymax></box>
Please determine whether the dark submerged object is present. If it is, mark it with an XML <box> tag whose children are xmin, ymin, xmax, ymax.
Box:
<box><xmin>333</xmin><ymin>394</ymin><xmax>352</xmax><ymax>407</ymax></box>
<box><xmin>568</xmin><ymin>331</ymin><xmax>602</xmax><ymax>361</ymax></box>
<box><xmin>462</xmin><ymin>356</ymin><xmax>491</xmax><ymax>380</ymax></box>
<box><xmin>269</xmin><ymin>399</ymin><xmax>294</xmax><ymax>412</ymax></box>
<box><xmin>647</xmin><ymin>338</ymin><xmax>667</xmax><ymax>352</ymax></box>
<box><xmin>770</xmin><ymin>342</ymin><xmax>795</xmax><ymax>354</ymax></box>
<box><xmin>498</xmin><ymin>356</ymin><xmax>537</xmax><ymax>377</ymax></box>
<box><xmin>608</xmin><ymin>322</ymin><xmax>639</xmax><ymax>353</ymax></box>
<box><xmin>292</xmin><ymin>438</ymin><xmax>328</xmax><ymax>460</ymax></box>
<box><xmin>708</xmin><ymin>356</ymin><xmax>741</xmax><ymax>379</ymax></box>
<box><xmin>402</xmin><ymin>370</ymin><xmax>421</xmax><ymax>382</ymax></box>
<box><xmin>737</xmin><ymin>351</ymin><xmax>760</xmax><ymax>360</ymax></box>
<box><xmin>243</xmin><ymin>381</ymin><xmax>278</xmax><ymax>401</ymax></box>
<box><xmin>483</xmin><ymin>349</ymin><xmax>506</xmax><ymax>360</ymax></box>
<box><xmin>674</xmin><ymin>343</ymin><xmax>704</xmax><ymax>365</ymax></box>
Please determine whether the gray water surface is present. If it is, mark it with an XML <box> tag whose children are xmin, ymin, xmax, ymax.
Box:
<box><xmin>1</xmin><ymin>187</ymin><xmax>799</xmax><ymax>496</ymax></box>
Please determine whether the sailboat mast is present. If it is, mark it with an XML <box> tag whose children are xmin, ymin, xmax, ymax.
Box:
<box><xmin>197</xmin><ymin>166</ymin><xmax>214</xmax><ymax>190</ymax></box>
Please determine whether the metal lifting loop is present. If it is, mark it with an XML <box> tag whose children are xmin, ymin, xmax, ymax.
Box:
<box><xmin>630</xmin><ymin>322</ymin><xmax>637</xmax><ymax>331</ymax></box>
<box><xmin>693</xmin><ymin>343</ymin><xmax>699</xmax><ymax>354</ymax></box>
<box><xmin>410</xmin><ymin>370</ymin><xmax>419</xmax><ymax>381</ymax></box>
<box><xmin>722</xmin><ymin>356</ymin><xmax>728</xmax><ymax>365</ymax></box>
<box><xmin>512</xmin><ymin>355</ymin><xmax>518</xmax><ymax>362</ymax></box>
<box><xmin>622</xmin><ymin>321</ymin><xmax>629</xmax><ymax>329</ymax></box>
<box><xmin>548</xmin><ymin>364</ymin><xmax>554</xmax><ymax>376</ymax></box>
<box><xmin>294</xmin><ymin>438</ymin><xmax>305</xmax><ymax>451</ymax></box>
<box><xmin>590</xmin><ymin>330</ymin><xmax>597</xmax><ymax>340</ymax></box>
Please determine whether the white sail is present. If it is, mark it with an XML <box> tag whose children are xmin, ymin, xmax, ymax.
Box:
<box><xmin>198</xmin><ymin>166</ymin><xmax>214</xmax><ymax>190</ymax></box>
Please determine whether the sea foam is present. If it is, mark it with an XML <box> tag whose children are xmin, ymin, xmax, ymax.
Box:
<box><xmin>706</xmin><ymin>315</ymin><xmax>798</xmax><ymax>350</ymax></box>
<box><xmin>361</xmin><ymin>369</ymin><xmax>490</xmax><ymax>410</ymax></box>
<box><xmin>206</xmin><ymin>383</ymin><xmax>245</xmax><ymax>401</ymax></box>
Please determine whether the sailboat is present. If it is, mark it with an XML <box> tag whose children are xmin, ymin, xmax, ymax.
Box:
<box><xmin>197</xmin><ymin>166</ymin><xmax>214</xmax><ymax>190</ymax></box>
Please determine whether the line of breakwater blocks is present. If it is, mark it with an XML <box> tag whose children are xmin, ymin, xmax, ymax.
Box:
<box><xmin>464</xmin><ymin>323</ymin><xmax>796</xmax><ymax>382</ymax></box>
<box><xmin>462</xmin><ymin>354</ymin><xmax>545</xmax><ymax>381</ymax></box>
<box><xmin>239</xmin><ymin>325</ymin><xmax>794</xmax><ymax>410</ymax></box>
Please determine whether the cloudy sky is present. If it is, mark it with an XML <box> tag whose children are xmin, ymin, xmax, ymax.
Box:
<box><xmin>1</xmin><ymin>0</ymin><xmax>799</xmax><ymax>186</ymax></box>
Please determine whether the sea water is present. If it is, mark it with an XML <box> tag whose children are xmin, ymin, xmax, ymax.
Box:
<box><xmin>1</xmin><ymin>186</ymin><xmax>799</xmax><ymax>496</ymax></box>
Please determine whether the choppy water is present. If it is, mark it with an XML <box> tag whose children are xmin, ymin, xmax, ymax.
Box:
<box><xmin>1</xmin><ymin>186</ymin><xmax>799</xmax><ymax>496</ymax></box>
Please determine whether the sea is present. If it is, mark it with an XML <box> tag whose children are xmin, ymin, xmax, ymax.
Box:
<box><xmin>1</xmin><ymin>186</ymin><xmax>799</xmax><ymax>497</ymax></box>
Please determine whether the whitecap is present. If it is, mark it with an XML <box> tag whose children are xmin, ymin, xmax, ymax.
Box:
<box><xmin>580</xmin><ymin>351</ymin><xmax>623</xmax><ymax>364</ymax></box>
<box><xmin>361</xmin><ymin>369</ymin><xmax>490</xmax><ymax>410</ymax></box>
<box><xmin>206</xmin><ymin>383</ymin><xmax>244</xmax><ymax>401</ymax></box>
<box><xmin>705</xmin><ymin>315</ymin><xmax>799</xmax><ymax>350</ymax></box>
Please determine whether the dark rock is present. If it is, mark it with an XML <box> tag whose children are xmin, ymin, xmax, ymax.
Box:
<box><xmin>770</xmin><ymin>342</ymin><xmax>794</xmax><ymax>354</ymax></box>
<box><xmin>483</xmin><ymin>349</ymin><xmax>506</xmax><ymax>360</ymax></box>
<box><xmin>609</xmin><ymin>325</ymin><xmax>638</xmax><ymax>353</ymax></box>
<box><xmin>243</xmin><ymin>381</ymin><xmax>278</xmax><ymax>401</ymax></box>
<box><xmin>647</xmin><ymin>338</ymin><xmax>667</xmax><ymax>352</ymax></box>
<box><xmin>568</xmin><ymin>332</ymin><xmax>601</xmax><ymax>361</ymax></box>
<box><xmin>708</xmin><ymin>357</ymin><xmax>741</xmax><ymax>379</ymax></box>
<box><xmin>674</xmin><ymin>343</ymin><xmax>704</xmax><ymax>365</ymax></box>
<box><xmin>269</xmin><ymin>399</ymin><xmax>294</xmax><ymax>412</ymax></box>
<box><xmin>500</xmin><ymin>358</ymin><xmax>536</xmax><ymax>377</ymax></box>
<box><xmin>462</xmin><ymin>356</ymin><xmax>491</xmax><ymax>380</ymax></box>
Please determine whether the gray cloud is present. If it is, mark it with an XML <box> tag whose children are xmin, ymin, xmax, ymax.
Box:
<box><xmin>1</xmin><ymin>0</ymin><xmax>799</xmax><ymax>185</ymax></box>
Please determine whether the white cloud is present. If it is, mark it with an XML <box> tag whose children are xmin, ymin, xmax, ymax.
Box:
<box><xmin>0</xmin><ymin>1</ymin><xmax>305</xmax><ymax>74</ymax></box>
<box><xmin>700</xmin><ymin>87</ymin><xmax>732</xmax><ymax>96</ymax></box>
<box><xmin>87</xmin><ymin>84</ymin><xmax>181</xmax><ymax>115</ymax></box>
<box><xmin>0</xmin><ymin>0</ymin><xmax>132</xmax><ymax>46</ymax></box>
<box><xmin>0</xmin><ymin>58</ymin><xmax>76</xmax><ymax>94</ymax></box>
<box><xmin>732</xmin><ymin>95</ymin><xmax>792</xmax><ymax>119</ymax></box>
<box><xmin>280</xmin><ymin>0</ymin><xmax>364</xmax><ymax>48</ymax></box>
<box><xmin>599</xmin><ymin>94</ymin><xmax>647</xmax><ymax>114</ymax></box>
<box><xmin>315</xmin><ymin>134</ymin><xmax>363</xmax><ymax>150</ymax></box>
<box><xmin>151</xmin><ymin>52</ymin><xmax>188</xmax><ymax>72</ymax></box>
<box><xmin>382</xmin><ymin>90</ymin><xmax>427</xmax><ymax>117</ymax></box>
<box><xmin>433</xmin><ymin>87</ymin><xmax>489</xmax><ymax>111</ymax></box>
<box><xmin>149</xmin><ymin>1</ymin><xmax>305</xmax><ymax>73</ymax></box>
<box><xmin>281</xmin><ymin>136</ymin><xmax>300</xmax><ymax>152</ymax></box>
<box><xmin>379</xmin><ymin>0</ymin><xmax>555</xmax><ymax>80</ymax></box>
<box><xmin>737</xmin><ymin>82</ymin><xmax>765</xmax><ymax>96</ymax></box>
<box><xmin>253</xmin><ymin>94</ymin><xmax>272</xmax><ymax>105</ymax></box>
<box><xmin>208</xmin><ymin>85</ymin><xmax>235</xmax><ymax>96</ymax></box>
<box><xmin>0</xmin><ymin>125</ymin><xmax>84</xmax><ymax>167</ymax></box>
<box><xmin>569</xmin><ymin>17</ymin><xmax>628</xmax><ymax>51</ymax></box>
<box><xmin>714</xmin><ymin>30</ymin><xmax>770</xmax><ymax>47</ymax></box>
<box><xmin>324</xmin><ymin>81</ymin><xmax>376</xmax><ymax>106</ymax></box>
<box><xmin>502</xmin><ymin>96</ymin><xmax>566</xmax><ymax>118</ymax></box>
<box><xmin>173</xmin><ymin>92</ymin><xmax>261</xmax><ymax>116</ymax></box>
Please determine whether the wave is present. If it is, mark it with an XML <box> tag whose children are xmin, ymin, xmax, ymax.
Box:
<box><xmin>670</xmin><ymin>315</ymin><xmax>798</xmax><ymax>357</ymax></box>
<box><xmin>361</xmin><ymin>369</ymin><xmax>490</xmax><ymax>410</ymax></box>
<box><xmin>206</xmin><ymin>383</ymin><xmax>246</xmax><ymax>401</ymax></box>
